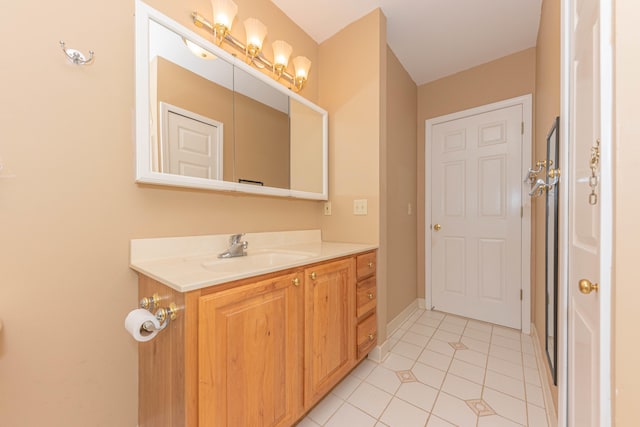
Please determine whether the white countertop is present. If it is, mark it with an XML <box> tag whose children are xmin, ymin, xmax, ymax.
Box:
<box><xmin>130</xmin><ymin>230</ymin><xmax>377</xmax><ymax>292</ymax></box>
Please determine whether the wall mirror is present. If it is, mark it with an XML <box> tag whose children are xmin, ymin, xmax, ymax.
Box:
<box><xmin>135</xmin><ymin>1</ymin><xmax>328</xmax><ymax>199</ymax></box>
<box><xmin>545</xmin><ymin>116</ymin><xmax>559</xmax><ymax>385</ymax></box>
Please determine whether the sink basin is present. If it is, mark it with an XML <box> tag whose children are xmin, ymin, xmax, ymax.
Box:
<box><xmin>201</xmin><ymin>249</ymin><xmax>317</xmax><ymax>272</ymax></box>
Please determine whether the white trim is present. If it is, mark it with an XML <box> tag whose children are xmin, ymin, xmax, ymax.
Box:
<box><xmin>532</xmin><ymin>324</ymin><xmax>559</xmax><ymax>427</ymax></box>
<box><xmin>386</xmin><ymin>300</ymin><xmax>419</xmax><ymax>334</ymax></box>
<box><xmin>558</xmin><ymin>1</ymin><xmax>570</xmax><ymax>424</ymax></box>
<box><xmin>559</xmin><ymin>0</ymin><xmax>613</xmax><ymax>425</ymax></box>
<box><xmin>368</xmin><ymin>300</ymin><xmax>422</xmax><ymax>363</ymax></box>
<box><xmin>598</xmin><ymin>0</ymin><xmax>614</xmax><ymax>424</ymax></box>
<box><xmin>367</xmin><ymin>340</ymin><xmax>389</xmax><ymax>363</ymax></box>
<box><xmin>424</xmin><ymin>94</ymin><xmax>533</xmax><ymax>334</ymax></box>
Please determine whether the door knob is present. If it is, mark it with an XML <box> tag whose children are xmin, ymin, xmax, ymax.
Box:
<box><xmin>310</xmin><ymin>272</ymin><xmax>317</xmax><ymax>280</ymax></box>
<box><xmin>578</xmin><ymin>279</ymin><xmax>599</xmax><ymax>294</ymax></box>
<box><xmin>433</xmin><ymin>223</ymin><xmax>442</xmax><ymax>231</ymax></box>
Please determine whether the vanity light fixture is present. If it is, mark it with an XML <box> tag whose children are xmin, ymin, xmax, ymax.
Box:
<box><xmin>191</xmin><ymin>0</ymin><xmax>311</xmax><ymax>91</ymax></box>
<box><xmin>272</xmin><ymin>40</ymin><xmax>292</xmax><ymax>78</ymax></box>
<box><xmin>210</xmin><ymin>0</ymin><xmax>238</xmax><ymax>44</ymax></box>
<box><xmin>183</xmin><ymin>39</ymin><xmax>217</xmax><ymax>60</ymax></box>
<box><xmin>243</xmin><ymin>18</ymin><xmax>267</xmax><ymax>60</ymax></box>
<box><xmin>293</xmin><ymin>56</ymin><xmax>311</xmax><ymax>91</ymax></box>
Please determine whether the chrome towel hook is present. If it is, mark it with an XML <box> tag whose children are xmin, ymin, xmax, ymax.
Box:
<box><xmin>59</xmin><ymin>41</ymin><xmax>94</xmax><ymax>65</ymax></box>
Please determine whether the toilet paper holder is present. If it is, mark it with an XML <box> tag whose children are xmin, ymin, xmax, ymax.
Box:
<box><xmin>140</xmin><ymin>293</ymin><xmax>161</xmax><ymax>312</ymax></box>
<box><xmin>139</xmin><ymin>294</ymin><xmax>179</xmax><ymax>333</ymax></box>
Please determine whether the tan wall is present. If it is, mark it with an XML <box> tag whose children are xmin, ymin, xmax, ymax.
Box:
<box><xmin>0</xmin><ymin>0</ymin><xmax>321</xmax><ymax>425</ymax></box>
<box><xmin>318</xmin><ymin>10</ymin><xmax>382</xmax><ymax>245</ymax></box>
<box><xmin>156</xmin><ymin>56</ymin><xmax>235</xmax><ymax>181</ymax></box>
<box><xmin>234</xmin><ymin>92</ymin><xmax>290</xmax><ymax>188</ymax></box>
<box><xmin>614</xmin><ymin>0</ymin><xmax>640</xmax><ymax>423</ymax></box>
<box><xmin>416</xmin><ymin>49</ymin><xmax>536</xmax><ymax>305</ymax></box>
<box><xmin>534</xmin><ymin>0</ymin><xmax>560</xmax><ymax>408</ymax></box>
<box><xmin>318</xmin><ymin>8</ymin><xmax>386</xmax><ymax>337</ymax></box>
<box><xmin>385</xmin><ymin>47</ymin><xmax>418</xmax><ymax>322</ymax></box>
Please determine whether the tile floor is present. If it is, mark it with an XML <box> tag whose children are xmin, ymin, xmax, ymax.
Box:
<box><xmin>297</xmin><ymin>308</ymin><xmax>551</xmax><ymax>427</ymax></box>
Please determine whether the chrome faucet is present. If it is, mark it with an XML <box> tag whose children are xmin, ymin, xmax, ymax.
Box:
<box><xmin>218</xmin><ymin>233</ymin><xmax>248</xmax><ymax>258</ymax></box>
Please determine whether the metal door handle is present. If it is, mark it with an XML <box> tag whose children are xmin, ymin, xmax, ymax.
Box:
<box><xmin>433</xmin><ymin>224</ymin><xmax>442</xmax><ymax>231</ymax></box>
<box><xmin>578</xmin><ymin>279</ymin><xmax>599</xmax><ymax>294</ymax></box>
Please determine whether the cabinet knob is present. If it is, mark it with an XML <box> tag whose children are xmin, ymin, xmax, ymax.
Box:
<box><xmin>292</xmin><ymin>277</ymin><xmax>300</xmax><ymax>287</ymax></box>
<box><xmin>368</xmin><ymin>261</ymin><xmax>373</xmax><ymax>268</ymax></box>
<box><xmin>310</xmin><ymin>272</ymin><xmax>317</xmax><ymax>280</ymax></box>
<box><xmin>367</xmin><ymin>292</ymin><xmax>374</xmax><ymax>300</ymax></box>
<box><xmin>368</xmin><ymin>333</ymin><xmax>375</xmax><ymax>341</ymax></box>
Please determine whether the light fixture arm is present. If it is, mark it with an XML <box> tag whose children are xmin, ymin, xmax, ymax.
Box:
<box><xmin>192</xmin><ymin>12</ymin><xmax>305</xmax><ymax>91</ymax></box>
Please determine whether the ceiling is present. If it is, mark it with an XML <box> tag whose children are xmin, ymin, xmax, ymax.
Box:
<box><xmin>269</xmin><ymin>0</ymin><xmax>543</xmax><ymax>86</ymax></box>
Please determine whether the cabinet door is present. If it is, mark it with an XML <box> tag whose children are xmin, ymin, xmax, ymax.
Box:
<box><xmin>304</xmin><ymin>258</ymin><xmax>356</xmax><ymax>407</ymax></box>
<box><xmin>198</xmin><ymin>272</ymin><xmax>303</xmax><ymax>427</ymax></box>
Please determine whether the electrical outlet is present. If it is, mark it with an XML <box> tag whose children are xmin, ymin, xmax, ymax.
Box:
<box><xmin>323</xmin><ymin>201</ymin><xmax>332</xmax><ymax>216</ymax></box>
<box><xmin>353</xmin><ymin>199</ymin><xmax>368</xmax><ymax>215</ymax></box>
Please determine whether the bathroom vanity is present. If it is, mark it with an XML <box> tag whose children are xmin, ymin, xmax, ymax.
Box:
<box><xmin>130</xmin><ymin>231</ymin><xmax>377</xmax><ymax>427</ymax></box>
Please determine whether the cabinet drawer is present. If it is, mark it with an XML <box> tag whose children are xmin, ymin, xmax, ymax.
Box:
<box><xmin>356</xmin><ymin>276</ymin><xmax>376</xmax><ymax>319</ymax></box>
<box><xmin>356</xmin><ymin>314</ymin><xmax>377</xmax><ymax>359</ymax></box>
<box><xmin>356</xmin><ymin>252</ymin><xmax>376</xmax><ymax>280</ymax></box>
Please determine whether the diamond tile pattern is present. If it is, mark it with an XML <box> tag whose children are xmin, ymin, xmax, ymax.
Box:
<box><xmin>297</xmin><ymin>309</ymin><xmax>551</xmax><ymax>427</ymax></box>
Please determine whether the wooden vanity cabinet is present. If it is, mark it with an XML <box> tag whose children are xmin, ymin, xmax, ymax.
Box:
<box><xmin>355</xmin><ymin>252</ymin><xmax>377</xmax><ymax>360</ymax></box>
<box><xmin>198</xmin><ymin>271</ymin><xmax>304</xmax><ymax>427</ymax></box>
<box><xmin>304</xmin><ymin>258</ymin><xmax>355</xmax><ymax>408</ymax></box>
<box><xmin>137</xmin><ymin>250</ymin><xmax>377</xmax><ymax>427</ymax></box>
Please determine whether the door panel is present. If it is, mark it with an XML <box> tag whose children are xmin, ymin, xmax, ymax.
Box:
<box><xmin>479</xmin><ymin>156</ymin><xmax>506</xmax><ymax>217</ymax></box>
<box><xmin>567</xmin><ymin>0</ymin><xmax>603</xmax><ymax>424</ymax></box>
<box><xmin>431</xmin><ymin>104</ymin><xmax>522</xmax><ymax>329</ymax></box>
<box><xmin>444</xmin><ymin>162</ymin><xmax>466</xmax><ymax>216</ymax></box>
<box><xmin>478</xmin><ymin>239</ymin><xmax>505</xmax><ymax>301</ymax></box>
<box><xmin>443</xmin><ymin>237</ymin><xmax>465</xmax><ymax>295</ymax></box>
<box><xmin>162</xmin><ymin>105</ymin><xmax>223</xmax><ymax>180</ymax></box>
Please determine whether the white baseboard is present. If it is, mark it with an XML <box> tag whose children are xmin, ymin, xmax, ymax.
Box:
<box><xmin>367</xmin><ymin>339</ymin><xmax>389</xmax><ymax>363</ymax></box>
<box><xmin>531</xmin><ymin>324</ymin><xmax>558</xmax><ymax>427</ymax></box>
<box><xmin>368</xmin><ymin>298</ymin><xmax>425</xmax><ymax>363</ymax></box>
<box><xmin>386</xmin><ymin>299</ymin><xmax>420</xmax><ymax>335</ymax></box>
<box><xmin>417</xmin><ymin>298</ymin><xmax>426</xmax><ymax>309</ymax></box>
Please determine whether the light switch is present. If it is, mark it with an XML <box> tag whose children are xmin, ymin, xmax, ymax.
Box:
<box><xmin>323</xmin><ymin>201</ymin><xmax>332</xmax><ymax>216</ymax></box>
<box><xmin>353</xmin><ymin>199</ymin><xmax>368</xmax><ymax>215</ymax></box>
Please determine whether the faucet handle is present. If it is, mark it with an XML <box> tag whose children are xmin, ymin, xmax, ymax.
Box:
<box><xmin>229</xmin><ymin>233</ymin><xmax>245</xmax><ymax>244</ymax></box>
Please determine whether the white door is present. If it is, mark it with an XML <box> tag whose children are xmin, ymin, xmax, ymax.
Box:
<box><xmin>430</xmin><ymin>104</ymin><xmax>523</xmax><ymax>329</ymax></box>
<box><xmin>563</xmin><ymin>0</ymin><xmax>612</xmax><ymax>424</ymax></box>
<box><xmin>160</xmin><ymin>102</ymin><xmax>223</xmax><ymax>180</ymax></box>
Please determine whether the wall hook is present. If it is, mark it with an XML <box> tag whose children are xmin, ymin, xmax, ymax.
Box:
<box><xmin>59</xmin><ymin>41</ymin><xmax>94</xmax><ymax>65</ymax></box>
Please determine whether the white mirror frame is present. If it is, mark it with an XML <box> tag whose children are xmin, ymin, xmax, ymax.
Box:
<box><xmin>134</xmin><ymin>0</ymin><xmax>328</xmax><ymax>200</ymax></box>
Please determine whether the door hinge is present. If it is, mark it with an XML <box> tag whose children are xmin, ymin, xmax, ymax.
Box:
<box><xmin>520</xmin><ymin>289</ymin><xmax>523</xmax><ymax>300</ymax></box>
<box><xmin>521</xmin><ymin>206</ymin><xmax>523</xmax><ymax>218</ymax></box>
<box><xmin>521</xmin><ymin>122</ymin><xmax>524</xmax><ymax>135</ymax></box>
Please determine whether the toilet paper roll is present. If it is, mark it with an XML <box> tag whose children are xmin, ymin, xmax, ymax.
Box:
<box><xmin>125</xmin><ymin>308</ymin><xmax>162</xmax><ymax>342</ymax></box>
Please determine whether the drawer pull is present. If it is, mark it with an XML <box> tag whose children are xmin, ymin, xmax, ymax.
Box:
<box><xmin>367</xmin><ymin>292</ymin><xmax>374</xmax><ymax>300</ymax></box>
<box><xmin>310</xmin><ymin>272</ymin><xmax>317</xmax><ymax>280</ymax></box>
<box><xmin>292</xmin><ymin>277</ymin><xmax>300</xmax><ymax>287</ymax></box>
<box><xmin>368</xmin><ymin>333</ymin><xmax>375</xmax><ymax>341</ymax></box>
<box><xmin>368</xmin><ymin>261</ymin><xmax>373</xmax><ymax>268</ymax></box>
